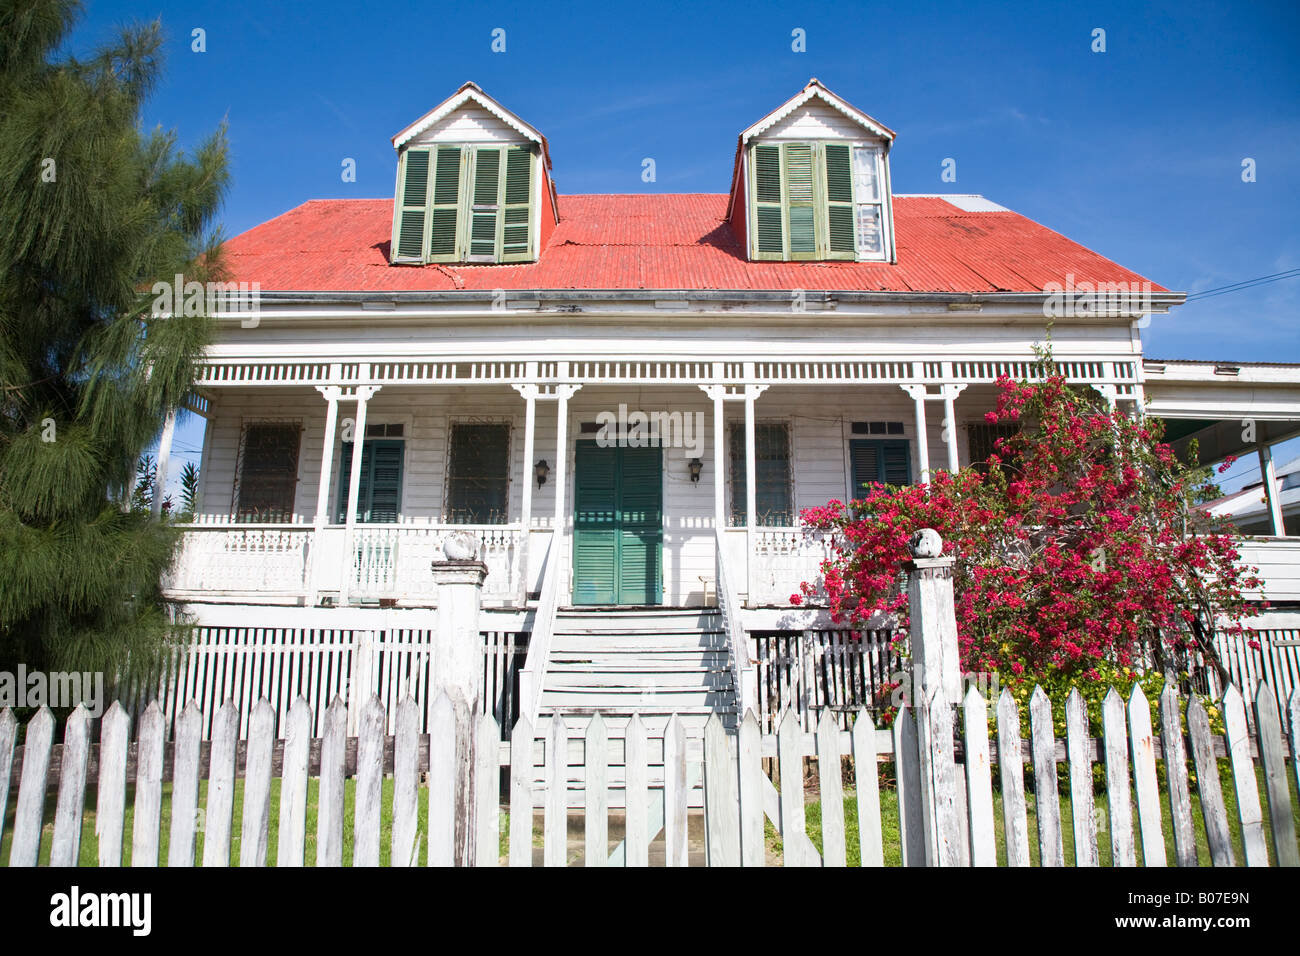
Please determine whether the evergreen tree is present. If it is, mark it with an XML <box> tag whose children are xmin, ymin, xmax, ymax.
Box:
<box><xmin>0</xmin><ymin>0</ymin><xmax>229</xmax><ymax>677</ymax></box>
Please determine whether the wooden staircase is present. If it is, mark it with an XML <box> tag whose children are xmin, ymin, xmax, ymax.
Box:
<box><xmin>535</xmin><ymin>607</ymin><xmax>738</xmax><ymax>736</ymax></box>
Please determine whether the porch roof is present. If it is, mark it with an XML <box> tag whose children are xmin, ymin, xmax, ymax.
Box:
<box><xmin>221</xmin><ymin>194</ymin><xmax>1171</xmax><ymax>296</ymax></box>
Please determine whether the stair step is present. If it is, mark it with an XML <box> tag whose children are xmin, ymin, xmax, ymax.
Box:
<box><xmin>544</xmin><ymin>672</ymin><xmax>734</xmax><ymax>689</ymax></box>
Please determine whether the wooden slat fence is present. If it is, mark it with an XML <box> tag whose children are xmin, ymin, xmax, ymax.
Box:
<box><xmin>757</xmin><ymin>627</ymin><xmax>1300</xmax><ymax>736</ymax></box>
<box><xmin>110</xmin><ymin>628</ymin><xmax>527</xmax><ymax>740</ymax></box>
<box><xmin>3</xmin><ymin>680</ymin><xmax>1296</xmax><ymax>867</ymax></box>
<box><xmin>751</xmin><ymin>629</ymin><xmax>902</xmax><ymax>733</ymax></box>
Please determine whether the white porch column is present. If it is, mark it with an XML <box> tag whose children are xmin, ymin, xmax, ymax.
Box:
<box><xmin>712</xmin><ymin>365</ymin><xmax>726</xmax><ymax>530</ymax></box>
<box><xmin>1258</xmin><ymin>441</ymin><xmax>1286</xmax><ymax>537</ymax></box>
<box><xmin>939</xmin><ymin>378</ymin><xmax>967</xmax><ymax>474</ymax></box>
<box><xmin>313</xmin><ymin>386</ymin><xmax>342</xmax><ymax>528</ymax></box>
<box><xmin>151</xmin><ymin>410</ymin><xmax>177</xmax><ymax>518</ymax></box>
<box><xmin>902</xmin><ymin>384</ymin><xmax>931</xmax><ymax>485</ymax></box>
<box><xmin>308</xmin><ymin>385</ymin><xmax>343</xmax><ymax>604</ymax></box>
<box><xmin>552</xmin><ymin>376</ymin><xmax>575</xmax><ymax>534</ymax></box>
<box><xmin>339</xmin><ymin>378</ymin><xmax>380</xmax><ymax>606</ymax></box>
<box><xmin>511</xmin><ymin>375</ymin><xmax>540</xmax><ymax>605</ymax></box>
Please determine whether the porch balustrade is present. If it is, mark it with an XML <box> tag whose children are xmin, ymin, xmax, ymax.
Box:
<box><xmin>164</xmin><ymin>517</ymin><xmax>522</xmax><ymax>605</ymax></box>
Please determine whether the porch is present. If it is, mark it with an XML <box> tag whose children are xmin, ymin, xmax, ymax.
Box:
<box><xmin>163</xmin><ymin>355</ymin><xmax>1150</xmax><ymax>610</ymax></box>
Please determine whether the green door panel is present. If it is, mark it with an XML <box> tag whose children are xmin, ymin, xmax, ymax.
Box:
<box><xmin>573</xmin><ymin>441</ymin><xmax>662</xmax><ymax>605</ymax></box>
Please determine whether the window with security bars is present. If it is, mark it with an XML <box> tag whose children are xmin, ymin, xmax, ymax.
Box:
<box><xmin>749</xmin><ymin>141</ymin><xmax>889</xmax><ymax>262</ymax></box>
<box><xmin>446</xmin><ymin>423</ymin><xmax>511</xmax><ymax>524</ymax></box>
<box><xmin>391</xmin><ymin>144</ymin><xmax>534</xmax><ymax>264</ymax></box>
<box><xmin>729</xmin><ymin>423</ymin><xmax>794</xmax><ymax>527</ymax></box>
<box><xmin>233</xmin><ymin>421</ymin><xmax>302</xmax><ymax>522</ymax></box>
<box><xmin>967</xmin><ymin>422</ymin><xmax>1020</xmax><ymax>472</ymax></box>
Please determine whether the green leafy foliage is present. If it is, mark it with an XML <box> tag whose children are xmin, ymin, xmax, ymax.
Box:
<box><xmin>0</xmin><ymin>0</ymin><xmax>229</xmax><ymax>677</ymax></box>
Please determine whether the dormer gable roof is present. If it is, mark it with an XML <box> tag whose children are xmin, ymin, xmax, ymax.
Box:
<box><xmin>737</xmin><ymin>77</ymin><xmax>896</xmax><ymax>146</ymax></box>
<box><xmin>391</xmin><ymin>81</ymin><xmax>553</xmax><ymax>168</ymax></box>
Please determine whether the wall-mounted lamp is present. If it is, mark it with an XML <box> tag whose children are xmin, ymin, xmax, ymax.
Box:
<box><xmin>535</xmin><ymin>459</ymin><xmax>550</xmax><ymax>487</ymax></box>
<box><xmin>688</xmin><ymin>458</ymin><xmax>703</xmax><ymax>483</ymax></box>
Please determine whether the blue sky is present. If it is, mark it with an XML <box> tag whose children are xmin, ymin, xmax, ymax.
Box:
<box><xmin>67</xmin><ymin>0</ymin><xmax>1299</xmax><ymax>492</ymax></box>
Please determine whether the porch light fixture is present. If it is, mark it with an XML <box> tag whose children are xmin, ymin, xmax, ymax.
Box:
<box><xmin>688</xmin><ymin>458</ymin><xmax>703</xmax><ymax>482</ymax></box>
<box><xmin>535</xmin><ymin>459</ymin><xmax>550</xmax><ymax>487</ymax></box>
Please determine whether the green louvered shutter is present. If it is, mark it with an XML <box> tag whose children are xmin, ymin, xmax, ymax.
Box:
<box><xmin>850</xmin><ymin>439</ymin><xmax>912</xmax><ymax>498</ymax></box>
<box><xmin>785</xmin><ymin>144</ymin><xmax>817</xmax><ymax>258</ymax></box>
<box><xmin>618</xmin><ymin>446</ymin><xmax>663</xmax><ymax>604</ymax></box>
<box><xmin>501</xmin><ymin>146</ymin><xmax>534</xmax><ymax>261</ymax></box>
<box><xmin>824</xmin><ymin>144</ymin><xmax>855</xmax><ymax>258</ymax></box>
<box><xmin>392</xmin><ymin>149</ymin><xmax>429</xmax><ymax>262</ymax></box>
<box><xmin>468</xmin><ymin>147</ymin><xmax>501</xmax><ymax>260</ymax></box>
<box><xmin>335</xmin><ymin>440</ymin><xmax>405</xmax><ymax>523</ymax></box>
<box><xmin>429</xmin><ymin>146</ymin><xmax>463</xmax><ymax>261</ymax></box>
<box><xmin>573</xmin><ymin>441</ymin><xmax>620</xmax><ymax>605</ymax></box>
<box><xmin>752</xmin><ymin>144</ymin><xmax>784</xmax><ymax>259</ymax></box>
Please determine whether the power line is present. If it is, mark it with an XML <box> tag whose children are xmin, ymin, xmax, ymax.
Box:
<box><xmin>1184</xmin><ymin>268</ymin><xmax>1300</xmax><ymax>302</ymax></box>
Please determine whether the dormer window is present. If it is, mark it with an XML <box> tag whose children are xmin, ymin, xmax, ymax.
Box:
<box><xmin>388</xmin><ymin>82</ymin><xmax>557</xmax><ymax>266</ymax></box>
<box><xmin>392</xmin><ymin>144</ymin><xmax>535</xmax><ymax>264</ymax></box>
<box><xmin>730</xmin><ymin>79</ymin><xmax>897</xmax><ymax>264</ymax></box>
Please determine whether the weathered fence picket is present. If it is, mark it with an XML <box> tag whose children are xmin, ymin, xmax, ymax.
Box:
<box><xmin>852</xmin><ymin>708</ymin><xmax>885</xmax><ymax>868</ymax></box>
<box><xmin>1127</xmin><ymin>685</ymin><xmax>1166</xmax><ymax>867</ymax></box>
<box><xmin>2</xmin><ymin>678</ymin><xmax>1297</xmax><ymax>870</ymax></box>
<box><xmin>1254</xmin><ymin>683</ymin><xmax>1299</xmax><ymax>867</ymax></box>
<box><xmin>392</xmin><ymin>696</ymin><xmax>420</xmax><ymax>867</ymax></box>
<box><xmin>353</xmin><ymin>695</ymin><xmax>385</xmax><ymax>867</ymax></box>
<box><xmin>1222</xmin><ymin>685</ymin><xmax>1268</xmax><ymax>866</ymax></box>
<box><xmin>278</xmin><ymin>698</ymin><xmax>311</xmax><ymax>867</ymax></box>
<box><xmin>50</xmin><ymin>705</ymin><xmax>89</xmax><ymax>868</ymax></box>
<box><xmin>1187</xmin><ymin>695</ymin><xmax>1235</xmax><ymax>866</ymax></box>
<box><xmin>585</xmin><ymin>714</ymin><xmax>608</xmax><ymax>867</ymax></box>
<box><xmin>995</xmin><ymin>689</ymin><xmax>1030</xmax><ymax>867</ymax></box>
<box><xmin>625</xmin><ymin>715</ymin><xmax>649</xmax><ymax>867</ymax></box>
<box><xmin>1159</xmin><ymin>685</ymin><xmax>1197</xmax><ymax>867</ymax></box>
<box><xmin>1102</xmin><ymin>688</ymin><xmax>1136</xmax><ymax>866</ymax></box>
<box><xmin>96</xmin><ymin>703</ymin><xmax>130</xmax><ymax>867</ymax></box>
<box><xmin>0</xmin><ymin>709</ymin><xmax>15</xmax><ymax>852</ymax></box>
<box><xmin>1065</xmin><ymin>689</ymin><xmax>1098</xmax><ymax>867</ymax></box>
<box><xmin>1029</xmin><ymin>687</ymin><xmax>1064</xmax><ymax>867</ymax></box>
<box><xmin>204</xmin><ymin>700</ymin><xmax>239</xmax><ymax>867</ymax></box>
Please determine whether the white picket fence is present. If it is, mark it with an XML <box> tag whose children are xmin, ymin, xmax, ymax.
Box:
<box><xmin>3</xmin><ymin>679</ymin><xmax>1297</xmax><ymax>867</ymax></box>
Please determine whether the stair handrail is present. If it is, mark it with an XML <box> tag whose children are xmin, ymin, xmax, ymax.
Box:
<box><xmin>715</xmin><ymin>527</ymin><xmax>758</xmax><ymax>717</ymax></box>
<box><xmin>519</xmin><ymin>529</ymin><xmax>561</xmax><ymax>726</ymax></box>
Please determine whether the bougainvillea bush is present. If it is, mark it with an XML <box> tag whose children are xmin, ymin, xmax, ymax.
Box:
<box><xmin>794</xmin><ymin>370</ymin><xmax>1261</xmax><ymax>728</ymax></box>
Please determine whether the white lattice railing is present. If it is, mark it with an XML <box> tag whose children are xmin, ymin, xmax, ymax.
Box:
<box><xmin>166</xmin><ymin>520</ymin><xmax>521</xmax><ymax>604</ymax></box>
<box><xmin>348</xmin><ymin>523</ymin><xmax>519</xmax><ymax>602</ymax></box>
<box><xmin>165</xmin><ymin>522</ymin><xmax>314</xmax><ymax>595</ymax></box>
<box><xmin>749</xmin><ymin>526</ymin><xmax>836</xmax><ymax>606</ymax></box>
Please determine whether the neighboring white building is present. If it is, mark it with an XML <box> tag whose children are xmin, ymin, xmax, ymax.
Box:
<box><xmin>154</xmin><ymin>81</ymin><xmax>1300</xmax><ymax>734</ymax></box>
<box><xmin>1204</xmin><ymin>457</ymin><xmax>1300</xmax><ymax>536</ymax></box>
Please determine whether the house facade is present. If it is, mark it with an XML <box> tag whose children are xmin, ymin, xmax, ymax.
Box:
<box><xmin>157</xmin><ymin>81</ymin><xmax>1300</xmax><ymax>735</ymax></box>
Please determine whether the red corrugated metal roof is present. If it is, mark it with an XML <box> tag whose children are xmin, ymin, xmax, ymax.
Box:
<box><xmin>221</xmin><ymin>195</ymin><xmax>1169</xmax><ymax>294</ymax></box>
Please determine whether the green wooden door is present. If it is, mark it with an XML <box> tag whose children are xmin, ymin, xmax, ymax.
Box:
<box><xmin>572</xmin><ymin>441</ymin><xmax>662</xmax><ymax>605</ymax></box>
